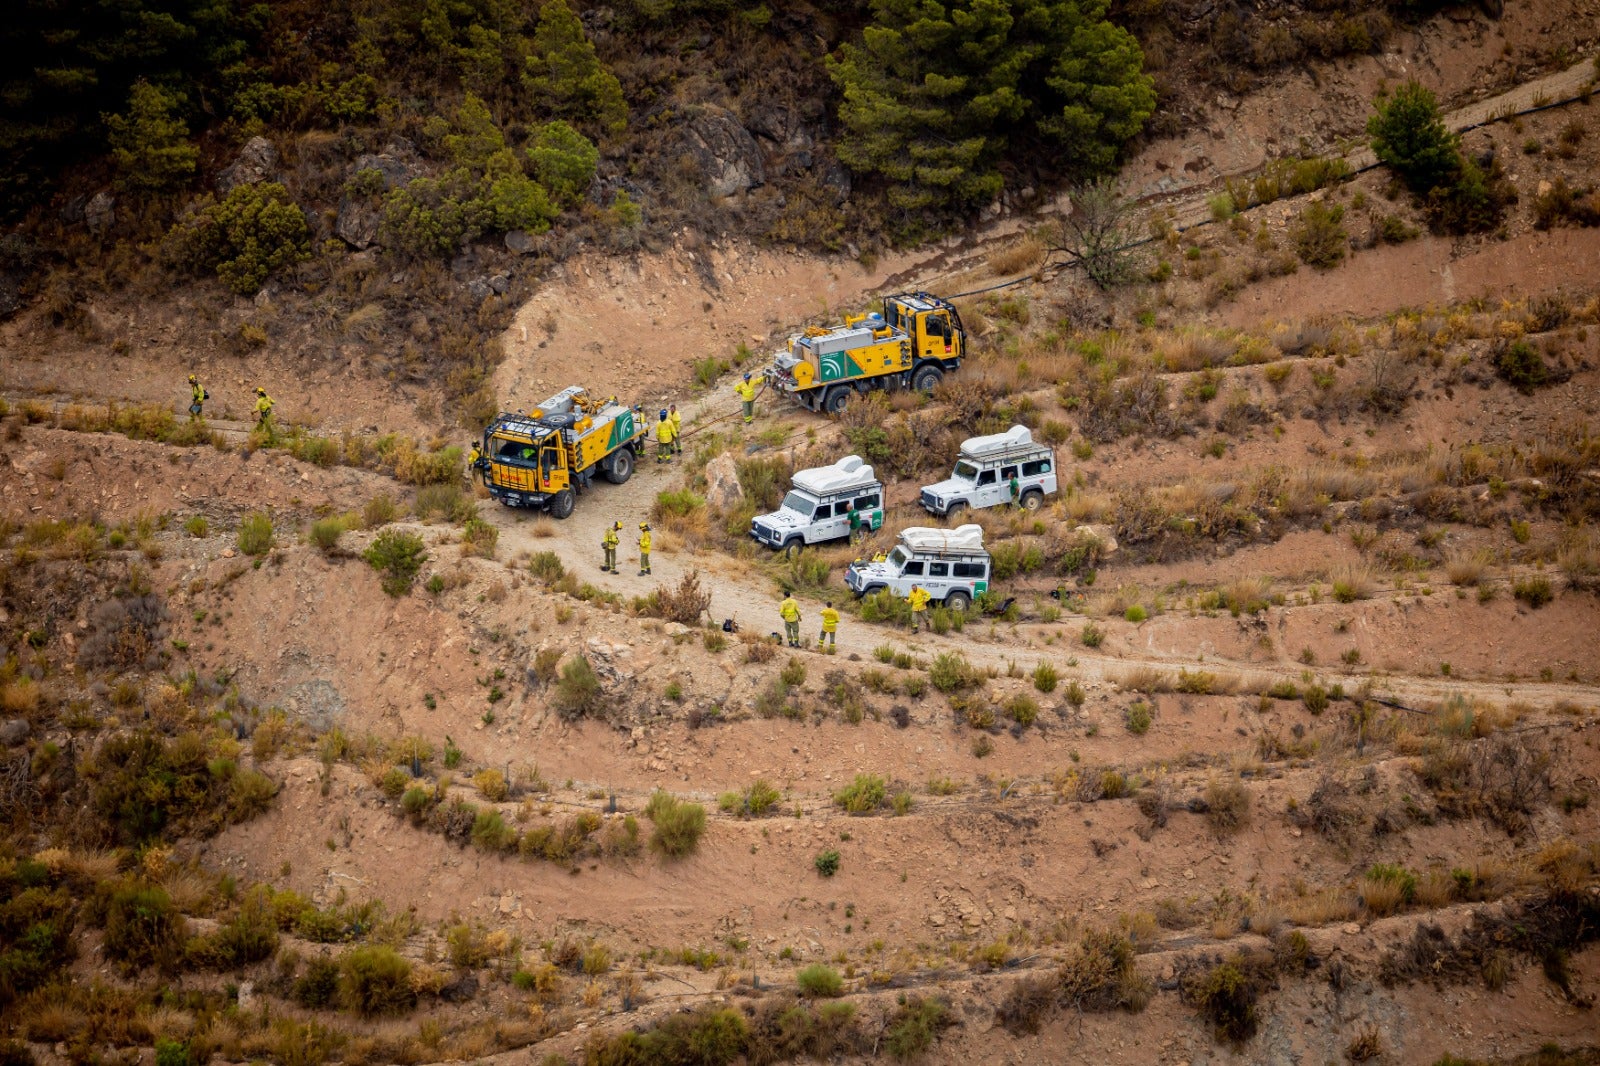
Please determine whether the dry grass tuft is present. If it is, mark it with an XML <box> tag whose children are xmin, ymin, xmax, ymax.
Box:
<box><xmin>1444</xmin><ymin>550</ymin><xmax>1490</xmax><ymax>586</ymax></box>
<box><xmin>987</xmin><ymin>237</ymin><xmax>1046</xmax><ymax>276</ymax></box>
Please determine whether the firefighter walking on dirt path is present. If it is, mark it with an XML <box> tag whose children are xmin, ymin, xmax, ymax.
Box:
<box><xmin>254</xmin><ymin>387</ymin><xmax>274</xmax><ymax>428</ymax></box>
<box><xmin>187</xmin><ymin>375</ymin><xmax>208</xmax><ymax>419</ymax></box>
<box><xmin>779</xmin><ymin>589</ymin><xmax>802</xmax><ymax>648</ymax></box>
<box><xmin>818</xmin><ymin>601</ymin><xmax>839</xmax><ymax>653</ymax></box>
<box><xmin>907</xmin><ymin>584</ymin><xmax>931</xmax><ymax>633</ymax></box>
<box><xmin>735</xmin><ymin>373</ymin><xmax>757</xmax><ymax>424</ymax></box>
<box><xmin>602</xmin><ymin>521</ymin><xmax>621</xmax><ymax>574</ymax></box>
<box><xmin>638</xmin><ymin>522</ymin><xmax>652</xmax><ymax>576</ymax></box>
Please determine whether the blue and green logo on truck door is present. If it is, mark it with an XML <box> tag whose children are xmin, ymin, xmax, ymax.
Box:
<box><xmin>820</xmin><ymin>350</ymin><xmax>848</xmax><ymax>381</ymax></box>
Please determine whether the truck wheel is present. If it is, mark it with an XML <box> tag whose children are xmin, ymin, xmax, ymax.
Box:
<box><xmin>944</xmin><ymin>501</ymin><xmax>966</xmax><ymax>520</ymax></box>
<box><xmin>943</xmin><ymin>589</ymin><xmax>972</xmax><ymax>612</ymax></box>
<box><xmin>604</xmin><ymin>447</ymin><xmax>634</xmax><ymax>485</ymax></box>
<box><xmin>1020</xmin><ymin>489</ymin><xmax>1043</xmax><ymax>512</ymax></box>
<box><xmin>781</xmin><ymin>536</ymin><xmax>804</xmax><ymax>558</ymax></box>
<box><xmin>912</xmin><ymin>364</ymin><xmax>944</xmax><ymax>392</ymax></box>
<box><xmin>548</xmin><ymin>488</ymin><xmax>576</xmax><ymax>520</ymax></box>
<box><xmin>823</xmin><ymin>386</ymin><xmax>851</xmax><ymax>415</ymax></box>
<box><xmin>857</xmin><ymin>584</ymin><xmax>885</xmax><ymax>600</ymax></box>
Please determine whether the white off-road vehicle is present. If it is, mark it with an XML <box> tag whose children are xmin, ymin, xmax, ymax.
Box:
<box><xmin>750</xmin><ymin>455</ymin><xmax>884</xmax><ymax>553</ymax></box>
<box><xmin>919</xmin><ymin>425</ymin><xmax>1057</xmax><ymax>516</ymax></box>
<box><xmin>843</xmin><ymin>524</ymin><xmax>991</xmax><ymax>611</ymax></box>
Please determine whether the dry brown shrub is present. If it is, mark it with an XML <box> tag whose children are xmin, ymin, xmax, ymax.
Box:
<box><xmin>988</xmin><ymin>237</ymin><xmax>1046</xmax><ymax>276</ymax></box>
<box><xmin>653</xmin><ymin>570</ymin><xmax>712</xmax><ymax>626</ymax></box>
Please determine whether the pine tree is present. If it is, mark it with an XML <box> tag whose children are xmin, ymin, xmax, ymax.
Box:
<box><xmin>106</xmin><ymin>81</ymin><xmax>200</xmax><ymax>193</ymax></box>
<box><xmin>527</xmin><ymin>121</ymin><xmax>599</xmax><ymax>208</ymax></box>
<box><xmin>523</xmin><ymin>0</ymin><xmax>628</xmax><ymax>137</ymax></box>
<box><xmin>1367</xmin><ymin>81</ymin><xmax>1461</xmax><ymax>193</ymax></box>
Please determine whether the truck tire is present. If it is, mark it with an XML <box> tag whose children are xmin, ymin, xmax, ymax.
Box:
<box><xmin>912</xmin><ymin>364</ymin><xmax>944</xmax><ymax>393</ymax></box>
<box><xmin>1020</xmin><ymin>489</ymin><xmax>1043</xmax><ymax>512</ymax></box>
<box><xmin>857</xmin><ymin>583</ymin><xmax>885</xmax><ymax>600</ymax></box>
<box><xmin>823</xmin><ymin>386</ymin><xmax>851</xmax><ymax>415</ymax></box>
<box><xmin>944</xmin><ymin>501</ymin><xmax>967</xmax><ymax>519</ymax></box>
<box><xmin>548</xmin><ymin>488</ymin><xmax>576</xmax><ymax>520</ymax></box>
<box><xmin>943</xmin><ymin>589</ymin><xmax>972</xmax><ymax>612</ymax></box>
<box><xmin>604</xmin><ymin>447</ymin><xmax>634</xmax><ymax>485</ymax></box>
<box><xmin>781</xmin><ymin>536</ymin><xmax>804</xmax><ymax>557</ymax></box>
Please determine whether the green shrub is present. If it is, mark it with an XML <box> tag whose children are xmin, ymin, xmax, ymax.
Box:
<box><xmin>1290</xmin><ymin>201</ymin><xmax>1347</xmax><ymax>269</ymax></box>
<box><xmin>460</xmin><ymin>517</ymin><xmax>499</xmax><ymax>559</ymax></box>
<box><xmin>471</xmin><ymin>810</ymin><xmax>517</xmax><ymax>852</ymax></box>
<box><xmin>814</xmin><ymin>850</ymin><xmax>841</xmax><ymax>877</ymax></box>
<box><xmin>1493</xmin><ymin>339</ymin><xmax>1551</xmax><ymax>394</ymax></box>
<box><xmin>1124</xmin><ymin>702</ymin><xmax>1152</xmax><ymax>735</ymax></box>
<box><xmin>183</xmin><ymin>515</ymin><xmax>208</xmax><ymax>538</ymax></box>
<box><xmin>0</xmin><ymin>884</ymin><xmax>77</xmax><ymax>1003</ymax></box>
<box><xmin>363</xmin><ymin>529</ymin><xmax>427</xmax><ymax>596</ymax></box>
<box><xmin>1184</xmin><ymin>957</ymin><xmax>1261</xmax><ymax>1044</ymax></box>
<box><xmin>363</xmin><ymin>494</ymin><xmax>398</xmax><ymax>528</ymax></box>
<box><xmin>195</xmin><ymin>887</ymin><xmax>278</xmax><ymax>967</ymax></box>
<box><xmin>653</xmin><ymin>488</ymin><xmax>705</xmax><ymax>519</ymax></box>
<box><xmin>884</xmin><ymin>997</ymin><xmax>950</xmax><ymax>1060</ymax></box>
<box><xmin>796</xmin><ymin>964</ymin><xmax>844</xmax><ymax>998</ymax></box>
<box><xmin>1367</xmin><ymin>81</ymin><xmax>1460</xmax><ymax>193</ymax></box>
<box><xmin>308</xmin><ymin>517</ymin><xmax>346</xmax><ymax>552</ymax></box>
<box><xmin>1081</xmin><ymin>622</ymin><xmax>1105</xmax><ymax>648</ymax></box>
<box><xmin>293</xmin><ymin>956</ymin><xmax>341</xmax><ymax>1008</ymax></box>
<box><xmin>103</xmin><ymin>884</ymin><xmax>185</xmax><ymax>971</ymax></box>
<box><xmin>529</xmin><ymin>550</ymin><xmax>565</xmax><ymax>582</ymax></box>
<box><xmin>339</xmin><ymin>945</ymin><xmax>416</xmax><ymax>1016</ymax></box>
<box><xmin>553</xmin><ymin>654</ymin><xmax>605</xmax><ymax>719</ymax></box>
<box><xmin>163</xmin><ymin>182</ymin><xmax>312</xmax><ymax>295</ymax></box>
<box><xmin>1513</xmin><ymin>575</ymin><xmax>1554</xmax><ymax>608</ymax></box>
<box><xmin>834</xmin><ymin>773</ymin><xmax>887</xmax><ymax>814</ymax></box>
<box><xmin>400</xmin><ymin>786</ymin><xmax>433</xmax><ymax>820</ymax></box>
<box><xmin>645</xmin><ymin>791</ymin><xmax>706</xmax><ymax>858</ymax></box>
<box><xmin>929</xmin><ymin>651</ymin><xmax>976</xmax><ymax>693</ymax></box>
<box><xmin>237</xmin><ymin>512</ymin><xmax>274</xmax><ymax>556</ymax></box>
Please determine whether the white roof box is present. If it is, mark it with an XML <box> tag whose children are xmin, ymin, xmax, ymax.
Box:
<box><xmin>960</xmin><ymin>424</ymin><xmax>1035</xmax><ymax>459</ymax></box>
<box><xmin>792</xmin><ymin>454</ymin><xmax>879</xmax><ymax>495</ymax></box>
<box><xmin>898</xmin><ymin>524</ymin><xmax>985</xmax><ymax>553</ymax></box>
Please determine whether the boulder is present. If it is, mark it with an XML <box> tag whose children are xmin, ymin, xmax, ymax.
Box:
<box><xmin>704</xmin><ymin>452</ymin><xmax>744</xmax><ymax>512</ymax></box>
<box><xmin>216</xmin><ymin>136</ymin><xmax>279</xmax><ymax>194</ymax></box>
<box><xmin>353</xmin><ymin>139</ymin><xmax>422</xmax><ymax>190</ymax></box>
<box><xmin>84</xmin><ymin>191</ymin><xmax>115</xmax><ymax>237</ymax></box>
<box><xmin>1075</xmin><ymin>524</ymin><xmax>1118</xmax><ymax>557</ymax></box>
<box><xmin>678</xmin><ymin>107</ymin><xmax>765</xmax><ymax>198</ymax></box>
<box><xmin>504</xmin><ymin>230</ymin><xmax>538</xmax><ymax>255</ymax></box>
<box><xmin>335</xmin><ymin>197</ymin><xmax>383</xmax><ymax>249</ymax></box>
<box><xmin>0</xmin><ymin>719</ymin><xmax>28</xmax><ymax>746</ymax></box>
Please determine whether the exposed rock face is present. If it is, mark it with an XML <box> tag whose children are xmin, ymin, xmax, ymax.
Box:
<box><xmin>84</xmin><ymin>191</ymin><xmax>115</xmax><ymax>237</ymax></box>
<box><xmin>703</xmin><ymin>452</ymin><xmax>745</xmax><ymax>512</ymax></box>
<box><xmin>336</xmin><ymin>140</ymin><xmax>423</xmax><ymax>249</ymax></box>
<box><xmin>217</xmin><ymin>136</ymin><xmax>279</xmax><ymax>194</ymax></box>
<box><xmin>678</xmin><ymin>107</ymin><xmax>765</xmax><ymax>198</ymax></box>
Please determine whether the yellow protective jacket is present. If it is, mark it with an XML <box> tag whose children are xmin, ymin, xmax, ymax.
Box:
<box><xmin>192</xmin><ymin>383</ymin><xmax>205</xmax><ymax>405</ymax></box>
<box><xmin>779</xmin><ymin>596</ymin><xmax>801</xmax><ymax>622</ymax></box>
<box><xmin>820</xmin><ymin>606</ymin><xmax>839</xmax><ymax>632</ymax></box>
<box><xmin>639</xmin><ymin>530</ymin><xmax>652</xmax><ymax>553</ymax></box>
<box><xmin>908</xmin><ymin>587</ymin><xmax>932</xmax><ymax>612</ymax></box>
<box><xmin>655</xmin><ymin>420</ymin><xmax>673</xmax><ymax>443</ymax></box>
<box><xmin>602</xmin><ymin>528</ymin><xmax>619</xmax><ymax>549</ymax></box>
<box><xmin>669</xmin><ymin>411</ymin><xmax>682</xmax><ymax>438</ymax></box>
<box><xmin>255</xmin><ymin>393</ymin><xmax>274</xmax><ymax>417</ymax></box>
<box><xmin>734</xmin><ymin>380</ymin><xmax>757</xmax><ymax>402</ymax></box>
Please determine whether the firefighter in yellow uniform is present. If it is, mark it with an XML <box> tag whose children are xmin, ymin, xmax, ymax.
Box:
<box><xmin>779</xmin><ymin>590</ymin><xmax>802</xmax><ymax>648</ymax></box>
<box><xmin>254</xmin><ymin>388</ymin><xmax>275</xmax><ymax>428</ymax></box>
<box><xmin>187</xmin><ymin>375</ymin><xmax>207</xmax><ymax>419</ymax></box>
<box><xmin>907</xmin><ymin>585</ymin><xmax>932</xmax><ymax>634</ymax></box>
<box><xmin>734</xmin><ymin>373</ymin><xmax>757</xmax><ymax>424</ymax></box>
<box><xmin>655</xmin><ymin>409</ymin><xmax>674</xmax><ymax>463</ymax></box>
<box><xmin>818</xmin><ymin>601</ymin><xmax>840</xmax><ymax>653</ymax></box>
<box><xmin>668</xmin><ymin>404</ymin><xmax>682</xmax><ymax>455</ymax></box>
<box><xmin>602</xmin><ymin>521</ymin><xmax>621</xmax><ymax>574</ymax></box>
<box><xmin>638</xmin><ymin>522</ymin><xmax>652</xmax><ymax>576</ymax></box>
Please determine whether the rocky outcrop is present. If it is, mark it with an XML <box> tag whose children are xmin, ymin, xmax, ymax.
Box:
<box><xmin>336</xmin><ymin>140</ymin><xmax>423</xmax><ymax>249</ymax></box>
<box><xmin>217</xmin><ymin>137</ymin><xmax>279</xmax><ymax>194</ymax></box>
<box><xmin>703</xmin><ymin>452</ymin><xmax>744</xmax><ymax>512</ymax></box>
<box><xmin>678</xmin><ymin>107</ymin><xmax>765</xmax><ymax>198</ymax></box>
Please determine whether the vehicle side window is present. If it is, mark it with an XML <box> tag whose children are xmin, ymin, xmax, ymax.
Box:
<box><xmin>928</xmin><ymin>562</ymin><xmax>949</xmax><ymax>577</ymax></box>
<box><xmin>1023</xmin><ymin>459</ymin><xmax>1049</xmax><ymax>476</ymax></box>
<box><xmin>1000</xmin><ymin>465</ymin><xmax>1018</xmax><ymax>480</ymax></box>
<box><xmin>814</xmin><ymin>503</ymin><xmax>833</xmax><ymax>518</ymax></box>
<box><xmin>976</xmin><ymin>470</ymin><xmax>996</xmax><ymax>486</ymax></box>
<box><xmin>901</xmin><ymin>561</ymin><xmax>925</xmax><ymax>576</ymax></box>
<box><xmin>953</xmin><ymin>562</ymin><xmax>985</xmax><ymax>578</ymax></box>
<box><xmin>854</xmin><ymin>494</ymin><xmax>879</xmax><ymax>510</ymax></box>
<box><xmin>926</xmin><ymin>314</ymin><xmax>949</xmax><ymax>339</ymax></box>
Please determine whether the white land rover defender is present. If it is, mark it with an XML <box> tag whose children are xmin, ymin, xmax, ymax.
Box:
<box><xmin>844</xmin><ymin>524</ymin><xmax>991</xmax><ymax>611</ymax></box>
<box><xmin>919</xmin><ymin>425</ymin><xmax>1058</xmax><ymax>516</ymax></box>
<box><xmin>750</xmin><ymin>455</ymin><xmax>884</xmax><ymax>552</ymax></box>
